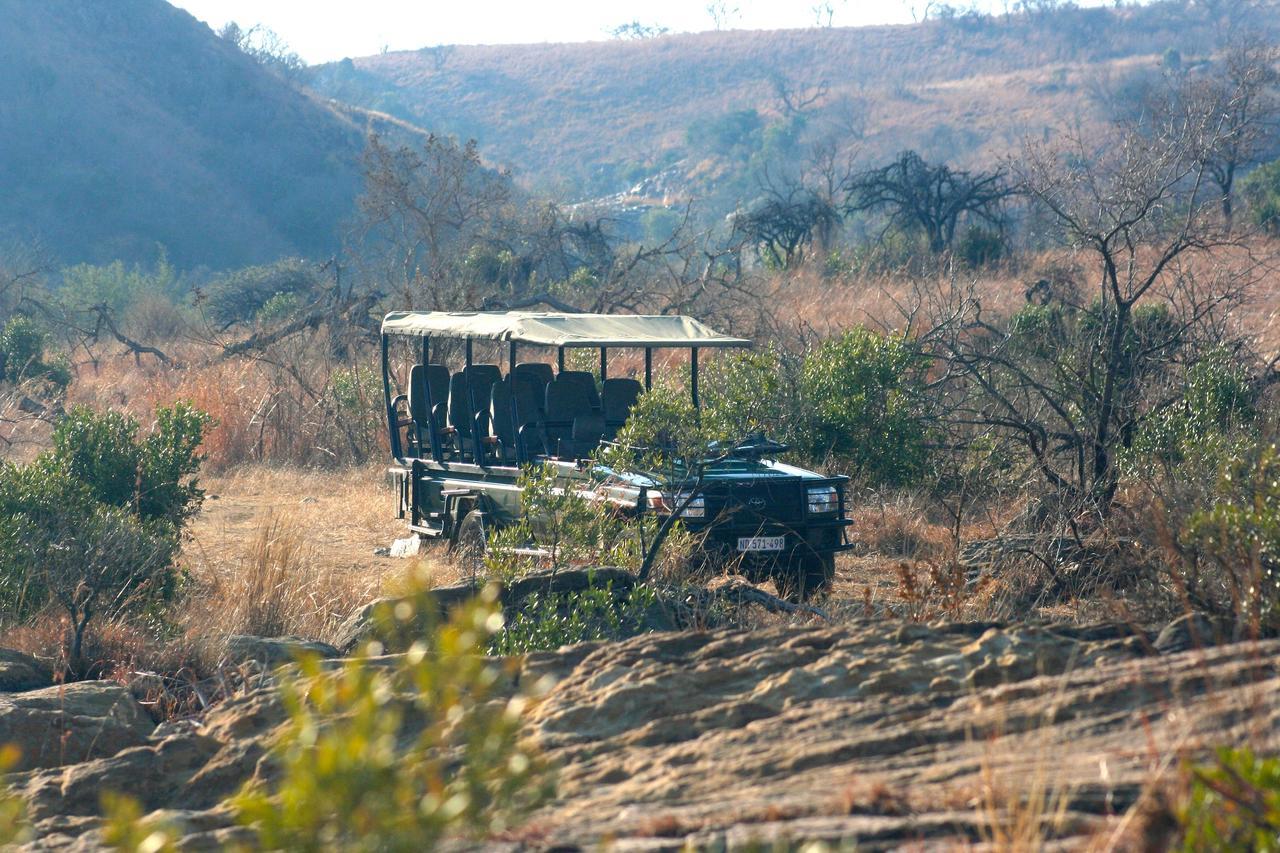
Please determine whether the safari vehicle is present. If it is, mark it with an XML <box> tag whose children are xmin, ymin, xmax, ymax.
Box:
<box><xmin>379</xmin><ymin>310</ymin><xmax>852</xmax><ymax>598</ymax></box>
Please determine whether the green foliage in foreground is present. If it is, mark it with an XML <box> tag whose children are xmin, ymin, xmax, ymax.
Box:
<box><xmin>233</xmin><ymin>584</ymin><xmax>554</xmax><ymax>850</ymax></box>
<box><xmin>1181</xmin><ymin>747</ymin><xmax>1280</xmax><ymax>852</ymax></box>
<box><xmin>0</xmin><ymin>745</ymin><xmax>30</xmax><ymax>845</ymax></box>
<box><xmin>489</xmin><ymin>582</ymin><xmax>659</xmax><ymax>655</ymax></box>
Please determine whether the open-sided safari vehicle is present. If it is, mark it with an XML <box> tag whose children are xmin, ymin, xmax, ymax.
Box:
<box><xmin>379</xmin><ymin>311</ymin><xmax>852</xmax><ymax>598</ymax></box>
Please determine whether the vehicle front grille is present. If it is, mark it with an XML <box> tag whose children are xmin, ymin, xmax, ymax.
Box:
<box><xmin>702</xmin><ymin>479</ymin><xmax>806</xmax><ymax>528</ymax></box>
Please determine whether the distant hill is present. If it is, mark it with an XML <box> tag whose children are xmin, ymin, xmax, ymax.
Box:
<box><xmin>0</xmin><ymin>0</ymin><xmax>426</xmax><ymax>269</ymax></box>
<box><xmin>311</xmin><ymin>2</ymin><xmax>1279</xmax><ymax>213</ymax></box>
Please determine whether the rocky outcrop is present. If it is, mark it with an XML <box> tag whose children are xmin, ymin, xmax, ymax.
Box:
<box><xmin>0</xmin><ymin>650</ymin><xmax>52</xmax><ymax>693</ymax></box>
<box><xmin>0</xmin><ymin>682</ymin><xmax>153</xmax><ymax>772</ymax></box>
<box><xmin>5</xmin><ymin>619</ymin><xmax>1279</xmax><ymax>849</ymax></box>
<box><xmin>223</xmin><ymin>635</ymin><xmax>342</xmax><ymax>667</ymax></box>
<box><xmin>334</xmin><ymin>567</ymin><xmax>649</xmax><ymax>653</ymax></box>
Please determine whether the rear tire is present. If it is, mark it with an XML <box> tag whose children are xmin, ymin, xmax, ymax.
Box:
<box><xmin>452</xmin><ymin>510</ymin><xmax>488</xmax><ymax>584</ymax></box>
<box><xmin>774</xmin><ymin>554</ymin><xmax>835</xmax><ymax>602</ymax></box>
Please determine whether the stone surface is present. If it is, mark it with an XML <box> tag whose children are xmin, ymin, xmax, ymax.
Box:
<box><xmin>334</xmin><ymin>566</ymin><xmax>646</xmax><ymax>653</ymax></box>
<box><xmin>223</xmin><ymin>635</ymin><xmax>342</xmax><ymax>667</ymax></box>
<box><xmin>0</xmin><ymin>682</ymin><xmax>153</xmax><ymax>772</ymax></box>
<box><xmin>7</xmin><ymin>620</ymin><xmax>1279</xmax><ymax>849</ymax></box>
<box><xmin>0</xmin><ymin>649</ymin><xmax>53</xmax><ymax>693</ymax></box>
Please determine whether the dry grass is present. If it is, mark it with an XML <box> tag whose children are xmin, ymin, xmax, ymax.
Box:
<box><xmin>179</xmin><ymin>464</ymin><xmax>455</xmax><ymax>648</ymax></box>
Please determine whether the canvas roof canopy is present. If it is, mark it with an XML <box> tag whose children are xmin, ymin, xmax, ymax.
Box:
<box><xmin>380</xmin><ymin>311</ymin><xmax>752</xmax><ymax>348</ymax></box>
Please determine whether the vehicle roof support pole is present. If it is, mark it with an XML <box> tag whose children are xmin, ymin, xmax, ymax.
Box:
<box><xmin>509</xmin><ymin>341</ymin><xmax>520</xmax><ymax>465</ymax></box>
<box><xmin>600</xmin><ymin>347</ymin><xmax>607</xmax><ymax>382</ymax></box>
<box><xmin>381</xmin><ymin>334</ymin><xmax>401</xmax><ymax>459</ymax></box>
<box><xmin>465</xmin><ymin>338</ymin><xmax>483</xmax><ymax>463</ymax></box>
<box><xmin>557</xmin><ymin>346</ymin><xmax>565</xmax><ymax>373</ymax></box>
<box><xmin>691</xmin><ymin>347</ymin><xmax>700</xmax><ymax>414</ymax></box>
<box><xmin>424</xmin><ymin>335</ymin><xmax>441</xmax><ymax>461</ymax></box>
<box><xmin>645</xmin><ymin>348</ymin><xmax>652</xmax><ymax>391</ymax></box>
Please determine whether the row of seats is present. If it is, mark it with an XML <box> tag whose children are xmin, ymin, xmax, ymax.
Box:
<box><xmin>406</xmin><ymin>362</ymin><xmax>642</xmax><ymax>462</ymax></box>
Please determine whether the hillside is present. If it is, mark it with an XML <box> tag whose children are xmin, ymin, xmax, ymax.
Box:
<box><xmin>312</xmin><ymin>1</ymin><xmax>1278</xmax><ymax>209</ymax></box>
<box><xmin>0</xmin><ymin>0</ymin><xmax>425</xmax><ymax>269</ymax></box>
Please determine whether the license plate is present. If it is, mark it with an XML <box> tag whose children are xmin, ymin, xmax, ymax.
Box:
<box><xmin>737</xmin><ymin>536</ymin><xmax>785</xmax><ymax>552</ymax></box>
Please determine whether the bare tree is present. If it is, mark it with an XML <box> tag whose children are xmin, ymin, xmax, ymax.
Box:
<box><xmin>846</xmin><ymin>150</ymin><xmax>1011</xmax><ymax>253</ymax></box>
<box><xmin>731</xmin><ymin>167</ymin><xmax>842</xmax><ymax>268</ymax></box>
<box><xmin>354</xmin><ymin>134</ymin><xmax>513</xmax><ymax>310</ymax></box>
<box><xmin>923</xmin><ymin>108</ymin><xmax>1262</xmax><ymax>523</ymax></box>
<box><xmin>706</xmin><ymin>2</ymin><xmax>740</xmax><ymax>30</ymax></box>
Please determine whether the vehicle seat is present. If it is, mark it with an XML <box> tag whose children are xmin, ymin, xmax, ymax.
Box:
<box><xmin>513</xmin><ymin>362</ymin><xmax>554</xmax><ymax>391</ymax></box>
<box><xmin>602</xmin><ymin>377</ymin><xmax>643</xmax><ymax>437</ymax></box>
<box><xmin>570</xmin><ymin>412</ymin><xmax>606</xmax><ymax>459</ymax></box>
<box><xmin>557</xmin><ymin>370</ymin><xmax>601</xmax><ymax>410</ymax></box>
<box><xmin>408</xmin><ymin>364</ymin><xmax>451</xmax><ymax>455</ymax></box>
<box><xmin>491</xmin><ymin>376</ymin><xmax>547</xmax><ymax>463</ymax></box>
<box><xmin>543</xmin><ymin>376</ymin><xmax>594</xmax><ymax>458</ymax></box>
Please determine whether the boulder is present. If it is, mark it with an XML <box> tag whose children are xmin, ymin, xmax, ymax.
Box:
<box><xmin>0</xmin><ymin>681</ymin><xmax>153</xmax><ymax>771</ymax></box>
<box><xmin>0</xmin><ymin>648</ymin><xmax>53</xmax><ymax>692</ymax></box>
<box><xmin>1154</xmin><ymin>611</ymin><xmax>1225</xmax><ymax>654</ymax></box>
<box><xmin>223</xmin><ymin>636</ymin><xmax>341</xmax><ymax>667</ymax></box>
<box><xmin>335</xmin><ymin>567</ymin><xmax>643</xmax><ymax>654</ymax></box>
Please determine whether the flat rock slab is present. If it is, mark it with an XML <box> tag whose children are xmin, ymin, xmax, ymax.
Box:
<box><xmin>9</xmin><ymin>620</ymin><xmax>1279</xmax><ymax>849</ymax></box>
<box><xmin>223</xmin><ymin>635</ymin><xmax>341</xmax><ymax>667</ymax></box>
<box><xmin>0</xmin><ymin>681</ymin><xmax>153</xmax><ymax>771</ymax></box>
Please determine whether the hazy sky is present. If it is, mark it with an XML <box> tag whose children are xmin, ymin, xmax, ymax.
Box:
<box><xmin>168</xmin><ymin>1</ymin><xmax>1010</xmax><ymax>63</ymax></box>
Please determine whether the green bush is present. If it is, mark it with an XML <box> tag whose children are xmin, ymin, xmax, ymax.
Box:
<box><xmin>0</xmin><ymin>316</ymin><xmax>68</xmax><ymax>388</ymax></box>
<box><xmin>50</xmin><ymin>402</ymin><xmax>212</xmax><ymax>528</ymax></box>
<box><xmin>1180</xmin><ymin>747</ymin><xmax>1280</xmax><ymax>851</ymax></box>
<box><xmin>202</xmin><ymin>258</ymin><xmax>320</xmax><ymax>328</ymax></box>
<box><xmin>799</xmin><ymin>327</ymin><xmax>929</xmax><ymax>485</ymax></box>
<box><xmin>0</xmin><ymin>403</ymin><xmax>210</xmax><ymax>638</ymax></box>
<box><xmin>1130</xmin><ymin>347</ymin><xmax>1255</xmax><ymax>466</ymax></box>
<box><xmin>1241</xmin><ymin>159</ymin><xmax>1280</xmax><ymax>235</ymax></box>
<box><xmin>700</xmin><ymin>348</ymin><xmax>797</xmax><ymax>446</ymax></box>
<box><xmin>488</xmin><ymin>581</ymin><xmax>659</xmax><ymax>655</ymax></box>
<box><xmin>233</xmin><ymin>585</ymin><xmax>553</xmax><ymax>849</ymax></box>
<box><xmin>1182</xmin><ymin>440</ymin><xmax>1280</xmax><ymax>633</ymax></box>
<box><xmin>955</xmin><ymin>226</ymin><xmax>1005</xmax><ymax>268</ymax></box>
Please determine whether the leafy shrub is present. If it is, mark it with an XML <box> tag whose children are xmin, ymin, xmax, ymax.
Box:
<box><xmin>1182</xmin><ymin>440</ymin><xmax>1280</xmax><ymax>633</ymax></box>
<box><xmin>0</xmin><ymin>315</ymin><xmax>67</xmax><ymax>388</ymax></box>
<box><xmin>1241</xmin><ymin>159</ymin><xmax>1280</xmax><ymax>235</ymax></box>
<box><xmin>489</xmin><ymin>581</ymin><xmax>658</xmax><ymax>655</ymax></box>
<box><xmin>233</xmin><ymin>584</ymin><xmax>553</xmax><ymax>848</ymax></box>
<box><xmin>50</xmin><ymin>403</ymin><xmax>212</xmax><ymax>529</ymax></box>
<box><xmin>56</xmin><ymin>255</ymin><xmax>181</xmax><ymax>319</ymax></box>
<box><xmin>700</xmin><ymin>348</ymin><xmax>798</xmax><ymax>446</ymax></box>
<box><xmin>799</xmin><ymin>327</ymin><xmax>929</xmax><ymax>485</ymax></box>
<box><xmin>254</xmin><ymin>291</ymin><xmax>301</xmax><ymax>326</ymax></box>
<box><xmin>955</xmin><ymin>226</ymin><xmax>1005</xmax><ymax>268</ymax></box>
<box><xmin>1130</xmin><ymin>347</ymin><xmax>1256</xmax><ymax>466</ymax></box>
<box><xmin>0</xmin><ymin>403</ymin><xmax>210</xmax><ymax>659</ymax></box>
<box><xmin>201</xmin><ymin>258</ymin><xmax>320</xmax><ymax>329</ymax></box>
<box><xmin>1180</xmin><ymin>747</ymin><xmax>1280</xmax><ymax>851</ymax></box>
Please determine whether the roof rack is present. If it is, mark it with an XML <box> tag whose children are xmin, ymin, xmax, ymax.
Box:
<box><xmin>381</xmin><ymin>310</ymin><xmax>751</xmax><ymax>348</ymax></box>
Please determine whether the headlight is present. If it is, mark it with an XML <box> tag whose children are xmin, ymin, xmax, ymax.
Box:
<box><xmin>807</xmin><ymin>485</ymin><xmax>838</xmax><ymax>514</ymax></box>
<box><xmin>675</xmin><ymin>492</ymin><xmax>705</xmax><ymax>518</ymax></box>
<box><xmin>647</xmin><ymin>491</ymin><xmax>705</xmax><ymax>518</ymax></box>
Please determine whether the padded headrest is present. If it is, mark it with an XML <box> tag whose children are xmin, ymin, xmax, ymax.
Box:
<box><xmin>602</xmin><ymin>378</ymin><xmax>643</xmax><ymax>420</ymax></box>
<box><xmin>557</xmin><ymin>370</ymin><xmax>600</xmax><ymax>408</ymax></box>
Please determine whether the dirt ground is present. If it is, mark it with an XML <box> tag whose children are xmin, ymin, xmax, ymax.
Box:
<box><xmin>184</xmin><ymin>463</ymin><xmax>902</xmax><ymax>616</ymax></box>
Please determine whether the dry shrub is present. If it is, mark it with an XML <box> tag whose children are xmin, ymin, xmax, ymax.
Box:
<box><xmin>1</xmin><ymin>612</ymin><xmax>200</xmax><ymax>683</ymax></box>
<box><xmin>182</xmin><ymin>511</ymin><xmax>381</xmax><ymax>647</ymax></box>
<box><xmin>852</xmin><ymin>494</ymin><xmax>952</xmax><ymax>560</ymax></box>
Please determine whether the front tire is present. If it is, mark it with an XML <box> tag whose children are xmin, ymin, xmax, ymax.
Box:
<box><xmin>774</xmin><ymin>553</ymin><xmax>835</xmax><ymax>602</ymax></box>
<box><xmin>452</xmin><ymin>510</ymin><xmax>488</xmax><ymax>584</ymax></box>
